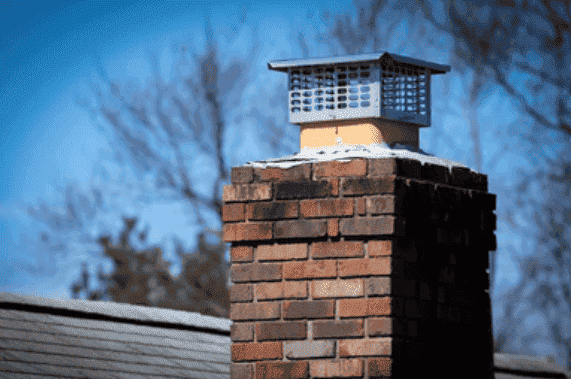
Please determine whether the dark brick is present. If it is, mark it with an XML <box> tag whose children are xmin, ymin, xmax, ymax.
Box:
<box><xmin>231</xmin><ymin>363</ymin><xmax>254</xmax><ymax>379</ymax></box>
<box><xmin>471</xmin><ymin>191</ymin><xmax>496</xmax><ymax>211</ymax></box>
<box><xmin>421</xmin><ymin>163</ymin><xmax>451</xmax><ymax>184</ymax></box>
<box><xmin>232</xmin><ymin>167</ymin><xmax>254</xmax><ymax>183</ymax></box>
<box><xmin>368</xmin><ymin>158</ymin><xmax>422</xmax><ymax>179</ymax></box>
<box><xmin>246</xmin><ymin>201</ymin><xmax>298</xmax><ymax>220</ymax></box>
<box><xmin>231</xmin><ymin>323</ymin><xmax>254</xmax><ymax>341</ymax></box>
<box><xmin>341</xmin><ymin>176</ymin><xmax>406</xmax><ymax>196</ymax></box>
<box><xmin>256</xmin><ymin>321</ymin><xmax>307</xmax><ymax>341</ymax></box>
<box><xmin>368</xmin><ymin>317</ymin><xmax>407</xmax><ymax>336</ymax></box>
<box><xmin>313</xmin><ymin>320</ymin><xmax>364</xmax><ymax>339</ymax></box>
<box><xmin>256</xmin><ymin>362</ymin><xmax>309</xmax><ymax>379</ymax></box>
<box><xmin>275</xmin><ymin>181</ymin><xmax>334</xmax><ymax>199</ymax></box>
<box><xmin>311</xmin><ymin>241</ymin><xmax>364</xmax><ymax>259</ymax></box>
<box><xmin>230</xmin><ymin>283</ymin><xmax>253</xmax><ymax>302</ymax></box>
<box><xmin>274</xmin><ymin>220</ymin><xmax>327</xmax><ymax>239</ymax></box>
<box><xmin>231</xmin><ymin>262</ymin><xmax>282</xmax><ymax>283</ymax></box>
<box><xmin>451</xmin><ymin>167</ymin><xmax>476</xmax><ymax>189</ymax></box>
<box><xmin>283</xmin><ymin>300</ymin><xmax>335</xmax><ymax>319</ymax></box>
<box><xmin>339</xmin><ymin>216</ymin><xmax>405</xmax><ymax>236</ymax></box>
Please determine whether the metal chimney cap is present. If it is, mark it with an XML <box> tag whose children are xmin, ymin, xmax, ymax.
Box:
<box><xmin>268</xmin><ymin>51</ymin><xmax>451</xmax><ymax>74</ymax></box>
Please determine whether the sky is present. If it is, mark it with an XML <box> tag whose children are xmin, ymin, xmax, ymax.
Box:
<box><xmin>0</xmin><ymin>0</ymin><xmax>565</xmax><ymax>365</ymax></box>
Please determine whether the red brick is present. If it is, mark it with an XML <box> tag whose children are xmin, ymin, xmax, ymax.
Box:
<box><xmin>366</xmin><ymin>195</ymin><xmax>403</xmax><ymax>215</ymax></box>
<box><xmin>339</xmin><ymin>216</ymin><xmax>405</xmax><ymax>236</ymax></box>
<box><xmin>232</xmin><ymin>167</ymin><xmax>254</xmax><ymax>183</ymax></box>
<box><xmin>367</xmin><ymin>317</ymin><xmax>406</xmax><ymax>336</ymax></box>
<box><xmin>224</xmin><ymin>223</ymin><xmax>272</xmax><ymax>242</ymax></box>
<box><xmin>257</xmin><ymin>243</ymin><xmax>308</xmax><ymax>261</ymax></box>
<box><xmin>314</xmin><ymin>159</ymin><xmax>367</xmax><ymax>179</ymax></box>
<box><xmin>231</xmin><ymin>262</ymin><xmax>282</xmax><ymax>283</ymax></box>
<box><xmin>231</xmin><ymin>323</ymin><xmax>254</xmax><ymax>341</ymax></box>
<box><xmin>300</xmin><ymin>198</ymin><xmax>353</xmax><ymax>218</ymax></box>
<box><xmin>311</xmin><ymin>241</ymin><xmax>364</xmax><ymax>259</ymax></box>
<box><xmin>230</xmin><ymin>303</ymin><xmax>280</xmax><ymax>321</ymax></box>
<box><xmin>255</xmin><ymin>164</ymin><xmax>311</xmax><ymax>182</ymax></box>
<box><xmin>338</xmin><ymin>298</ymin><xmax>404</xmax><ymax>317</ymax></box>
<box><xmin>232</xmin><ymin>246</ymin><xmax>254</xmax><ymax>262</ymax></box>
<box><xmin>223</xmin><ymin>203</ymin><xmax>245</xmax><ymax>222</ymax></box>
<box><xmin>356</xmin><ymin>198</ymin><xmax>366</xmax><ymax>215</ymax></box>
<box><xmin>340</xmin><ymin>176</ymin><xmax>406</xmax><ymax>196</ymax></box>
<box><xmin>313</xmin><ymin>320</ymin><xmax>364</xmax><ymax>339</ymax></box>
<box><xmin>274</xmin><ymin>220</ymin><xmax>327</xmax><ymax>239</ymax></box>
<box><xmin>275</xmin><ymin>181</ymin><xmax>334</xmax><ymax>199</ymax></box>
<box><xmin>231</xmin><ymin>363</ymin><xmax>254</xmax><ymax>379</ymax></box>
<box><xmin>223</xmin><ymin>183</ymin><xmax>272</xmax><ymax>202</ymax></box>
<box><xmin>255</xmin><ymin>281</ymin><xmax>307</xmax><ymax>300</ymax></box>
<box><xmin>283</xmin><ymin>300</ymin><xmax>335</xmax><ymax>319</ymax></box>
<box><xmin>368</xmin><ymin>157</ymin><xmax>422</xmax><ymax>178</ymax></box>
<box><xmin>327</xmin><ymin>219</ymin><xmax>339</xmax><ymax>237</ymax></box>
<box><xmin>338</xmin><ymin>338</ymin><xmax>391</xmax><ymax>357</ymax></box>
<box><xmin>283</xmin><ymin>260</ymin><xmax>336</xmax><ymax>280</ymax></box>
<box><xmin>330</xmin><ymin>178</ymin><xmax>339</xmax><ymax>196</ymax></box>
<box><xmin>284</xmin><ymin>340</ymin><xmax>335</xmax><ymax>359</ymax></box>
<box><xmin>230</xmin><ymin>283</ymin><xmax>253</xmax><ymax>302</ymax></box>
<box><xmin>246</xmin><ymin>201</ymin><xmax>298</xmax><ymax>220</ymax></box>
<box><xmin>338</xmin><ymin>257</ymin><xmax>392</xmax><ymax>277</ymax></box>
<box><xmin>232</xmin><ymin>341</ymin><xmax>282</xmax><ymax>361</ymax></box>
<box><xmin>310</xmin><ymin>359</ymin><xmax>363</xmax><ymax>378</ymax></box>
<box><xmin>368</xmin><ymin>240</ymin><xmax>393</xmax><ymax>257</ymax></box>
<box><xmin>256</xmin><ymin>362</ymin><xmax>308</xmax><ymax>379</ymax></box>
<box><xmin>256</xmin><ymin>321</ymin><xmax>307</xmax><ymax>341</ymax></box>
<box><xmin>312</xmin><ymin>279</ymin><xmax>364</xmax><ymax>298</ymax></box>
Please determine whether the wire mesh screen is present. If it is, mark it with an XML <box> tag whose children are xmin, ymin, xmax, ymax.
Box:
<box><xmin>287</xmin><ymin>62</ymin><xmax>431</xmax><ymax>126</ymax></box>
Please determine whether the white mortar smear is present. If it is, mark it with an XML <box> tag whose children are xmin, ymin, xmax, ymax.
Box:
<box><xmin>244</xmin><ymin>143</ymin><xmax>473</xmax><ymax>172</ymax></box>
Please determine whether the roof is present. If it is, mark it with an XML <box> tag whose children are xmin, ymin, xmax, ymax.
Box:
<box><xmin>0</xmin><ymin>291</ymin><xmax>568</xmax><ymax>379</ymax></box>
<box><xmin>0</xmin><ymin>291</ymin><xmax>231</xmax><ymax>379</ymax></box>
<box><xmin>268</xmin><ymin>51</ymin><xmax>451</xmax><ymax>74</ymax></box>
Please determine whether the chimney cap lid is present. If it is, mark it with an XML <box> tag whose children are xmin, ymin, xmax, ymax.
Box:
<box><xmin>268</xmin><ymin>51</ymin><xmax>451</xmax><ymax>74</ymax></box>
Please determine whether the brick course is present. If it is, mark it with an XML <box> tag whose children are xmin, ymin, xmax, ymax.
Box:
<box><xmin>224</xmin><ymin>157</ymin><xmax>496</xmax><ymax>379</ymax></box>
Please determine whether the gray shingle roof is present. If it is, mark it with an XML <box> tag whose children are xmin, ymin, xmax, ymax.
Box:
<box><xmin>0</xmin><ymin>291</ymin><xmax>568</xmax><ymax>378</ymax></box>
<box><xmin>0</xmin><ymin>292</ymin><xmax>231</xmax><ymax>378</ymax></box>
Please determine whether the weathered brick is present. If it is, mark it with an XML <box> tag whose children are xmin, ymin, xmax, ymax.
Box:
<box><xmin>255</xmin><ymin>164</ymin><xmax>311</xmax><ymax>182</ymax></box>
<box><xmin>223</xmin><ymin>183</ymin><xmax>272</xmax><ymax>202</ymax></box>
<box><xmin>366</xmin><ymin>195</ymin><xmax>404</xmax><ymax>215</ymax></box>
<box><xmin>256</xmin><ymin>362</ymin><xmax>308</xmax><ymax>379</ymax></box>
<box><xmin>313</xmin><ymin>320</ymin><xmax>364</xmax><ymax>339</ymax></box>
<box><xmin>314</xmin><ymin>159</ymin><xmax>367</xmax><ymax>179</ymax></box>
<box><xmin>231</xmin><ymin>323</ymin><xmax>254</xmax><ymax>341</ymax></box>
<box><xmin>230</xmin><ymin>302</ymin><xmax>280</xmax><ymax>321</ymax></box>
<box><xmin>224</xmin><ymin>223</ymin><xmax>272</xmax><ymax>242</ymax></box>
<box><xmin>232</xmin><ymin>246</ymin><xmax>254</xmax><ymax>262</ymax></box>
<box><xmin>232</xmin><ymin>341</ymin><xmax>282</xmax><ymax>361</ymax></box>
<box><xmin>283</xmin><ymin>260</ymin><xmax>337</xmax><ymax>280</ymax></box>
<box><xmin>312</xmin><ymin>241</ymin><xmax>364</xmax><ymax>259</ymax></box>
<box><xmin>231</xmin><ymin>262</ymin><xmax>282</xmax><ymax>283</ymax></box>
<box><xmin>300</xmin><ymin>198</ymin><xmax>354</xmax><ymax>218</ymax></box>
<box><xmin>255</xmin><ymin>281</ymin><xmax>308</xmax><ymax>301</ymax></box>
<box><xmin>231</xmin><ymin>363</ymin><xmax>254</xmax><ymax>379</ymax></box>
<box><xmin>367</xmin><ymin>317</ymin><xmax>406</xmax><ymax>336</ymax></box>
<box><xmin>366</xmin><ymin>277</ymin><xmax>392</xmax><ymax>297</ymax></box>
<box><xmin>231</xmin><ymin>167</ymin><xmax>254</xmax><ymax>184</ymax></box>
<box><xmin>327</xmin><ymin>218</ymin><xmax>339</xmax><ymax>237</ymax></box>
<box><xmin>256</xmin><ymin>321</ymin><xmax>307</xmax><ymax>341</ymax></box>
<box><xmin>274</xmin><ymin>220</ymin><xmax>327</xmax><ymax>239</ymax></box>
<box><xmin>230</xmin><ymin>283</ymin><xmax>252</xmax><ymax>302</ymax></box>
<box><xmin>339</xmin><ymin>217</ymin><xmax>405</xmax><ymax>236</ymax></box>
<box><xmin>312</xmin><ymin>279</ymin><xmax>364</xmax><ymax>299</ymax></box>
<box><xmin>341</xmin><ymin>176</ymin><xmax>406</xmax><ymax>196</ymax></box>
<box><xmin>368</xmin><ymin>358</ymin><xmax>392</xmax><ymax>377</ymax></box>
<box><xmin>338</xmin><ymin>297</ymin><xmax>404</xmax><ymax>317</ymax></box>
<box><xmin>310</xmin><ymin>359</ymin><xmax>363</xmax><ymax>378</ymax></box>
<box><xmin>222</xmin><ymin>203</ymin><xmax>245</xmax><ymax>222</ymax></box>
<box><xmin>284</xmin><ymin>340</ymin><xmax>335</xmax><ymax>359</ymax></box>
<box><xmin>256</xmin><ymin>243</ymin><xmax>308</xmax><ymax>261</ymax></box>
<box><xmin>368</xmin><ymin>157</ymin><xmax>422</xmax><ymax>179</ymax></box>
<box><xmin>246</xmin><ymin>201</ymin><xmax>298</xmax><ymax>220</ymax></box>
<box><xmin>338</xmin><ymin>257</ymin><xmax>393</xmax><ymax>277</ymax></box>
<box><xmin>283</xmin><ymin>300</ymin><xmax>335</xmax><ymax>319</ymax></box>
<box><xmin>275</xmin><ymin>181</ymin><xmax>334</xmax><ymax>199</ymax></box>
<box><xmin>338</xmin><ymin>338</ymin><xmax>391</xmax><ymax>357</ymax></box>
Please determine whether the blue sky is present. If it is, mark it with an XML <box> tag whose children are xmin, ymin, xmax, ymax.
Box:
<box><xmin>0</xmin><ymin>0</ymin><xmax>563</xmax><ymax>361</ymax></box>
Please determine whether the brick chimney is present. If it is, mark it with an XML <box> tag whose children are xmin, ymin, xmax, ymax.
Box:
<box><xmin>224</xmin><ymin>52</ymin><xmax>496</xmax><ymax>379</ymax></box>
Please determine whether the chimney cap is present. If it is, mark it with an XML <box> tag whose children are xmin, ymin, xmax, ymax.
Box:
<box><xmin>268</xmin><ymin>51</ymin><xmax>451</xmax><ymax>74</ymax></box>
